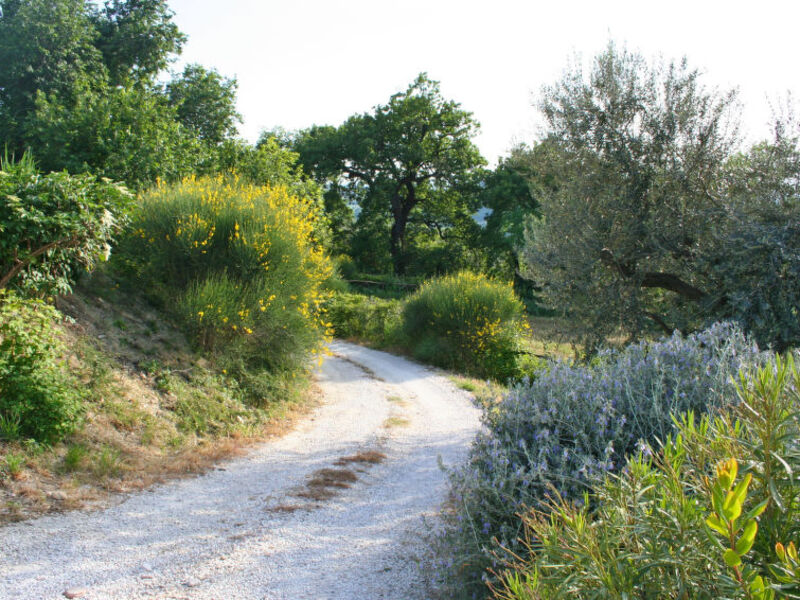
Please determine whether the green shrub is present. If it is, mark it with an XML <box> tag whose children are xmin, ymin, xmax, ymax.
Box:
<box><xmin>117</xmin><ymin>176</ymin><xmax>333</xmax><ymax>380</ymax></box>
<box><xmin>61</xmin><ymin>443</ymin><xmax>88</xmax><ymax>473</ymax></box>
<box><xmin>0</xmin><ymin>153</ymin><xmax>131</xmax><ymax>295</ymax></box>
<box><xmin>326</xmin><ymin>292</ymin><xmax>402</xmax><ymax>346</ymax></box>
<box><xmin>436</xmin><ymin>323</ymin><xmax>766</xmax><ymax>598</ymax></box>
<box><xmin>495</xmin><ymin>355</ymin><xmax>800</xmax><ymax>599</ymax></box>
<box><xmin>0</xmin><ymin>292</ymin><xmax>83</xmax><ymax>444</ymax></box>
<box><xmin>402</xmin><ymin>271</ymin><xmax>526</xmax><ymax>380</ymax></box>
<box><xmin>335</xmin><ymin>254</ymin><xmax>359</xmax><ymax>280</ymax></box>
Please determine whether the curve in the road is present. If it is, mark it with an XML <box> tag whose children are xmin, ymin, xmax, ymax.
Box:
<box><xmin>0</xmin><ymin>341</ymin><xmax>481</xmax><ymax>600</ymax></box>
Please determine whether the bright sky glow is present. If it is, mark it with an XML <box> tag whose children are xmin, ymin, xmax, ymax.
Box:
<box><xmin>166</xmin><ymin>0</ymin><xmax>800</xmax><ymax>164</ymax></box>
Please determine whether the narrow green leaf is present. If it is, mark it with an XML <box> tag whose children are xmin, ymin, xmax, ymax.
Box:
<box><xmin>735</xmin><ymin>520</ymin><xmax>757</xmax><ymax>556</ymax></box>
<box><xmin>731</xmin><ymin>473</ymin><xmax>752</xmax><ymax>506</ymax></box>
<box><xmin>705</xmin><ymin>515</ymin><xmax>728</xmax><ymax>536</ymax></box>
<box><xmin>724</xmin><ymin>549</ymin><xmax>742</xmax><ymax>568</ymax></box>
<box><xmin>744</xmin><ymin>499</ymin><xmax>769</xmax><ymax>521</ymax></box>
<box><xmin>768</xmin><ymin>479</ymin><xmax>786</xmax><ymax>512</ymax></box>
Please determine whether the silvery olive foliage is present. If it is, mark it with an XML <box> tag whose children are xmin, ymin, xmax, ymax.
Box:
<box><xmin>521</xmin><ymin>43</ymin><xmax>800</xmax><ymax>352</ymax></box>
<box><xmin>437</xmin><ymin>322</ymin><xmax>767</xmax><ymax>598</ymax></box>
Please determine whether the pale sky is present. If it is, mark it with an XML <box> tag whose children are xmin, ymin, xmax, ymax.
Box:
<box><xmin>166</xmin><ymin>0</ymin><xmax>800</xmax><ymax>164</ymax></box>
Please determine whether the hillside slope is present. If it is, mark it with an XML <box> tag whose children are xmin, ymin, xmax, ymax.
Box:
<box><xmin>0</xmin><ymin>272</ymin><xmax>314</xmax><ymax>523</ymax></box>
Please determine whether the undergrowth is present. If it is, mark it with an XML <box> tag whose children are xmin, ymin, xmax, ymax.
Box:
<box><xmin>494</xmin><ymin>354</ymin><xmax>800</xmax><ymax>599</ymax></box>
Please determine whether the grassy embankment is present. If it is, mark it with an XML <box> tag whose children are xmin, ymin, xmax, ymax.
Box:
<box><xmin>0</xmin><ymin>271</ymin><xmax>317</xmax><ymax>524</ymax></box>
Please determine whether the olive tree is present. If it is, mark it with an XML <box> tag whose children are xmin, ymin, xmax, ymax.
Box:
<box><xmin>522</xmin><ymin>43</ymin><xmax>740</xmax><ymax>345</ymax></box>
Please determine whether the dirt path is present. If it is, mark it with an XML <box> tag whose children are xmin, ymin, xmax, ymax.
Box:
<box><xmin>0</xmin><ymin>341</ymin><xmax>481</xmax><ymax>599</ymax></box>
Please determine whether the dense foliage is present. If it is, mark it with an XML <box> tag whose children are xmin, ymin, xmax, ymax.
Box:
<box><xmin>0</xmin><ymin>154</ymin><xmax>131</xmax><ymax>294</ymax></box>
<box><xmin>117</xmin><ymin>176</ymin><xmax>333</xmax><ymax>399</ymax></box>
<box><xmin>166</xmin><ymin>64</ymin><xmax>240</xmax><ymax>145</ymax></box>
<box><xmin>522</xmin><ymin>43</ymin><xmax>737</xmax><ymax>345</ymax></box>
<box><xmin>521</xmin><ymin>43</ymin><xmax>800</xmax><ymax>352</ymax></box>
<box><xmin>437</xmin><ymin>323</ymin><xmax>766</xmax><ymax>598</ymax></box>
<box><xmin>0</xmin><ymin>0</ymin><xmax>245</xmax><ymax>188</ymax></box>
<box><xmin>295</xmin><ymin>74</ymin><xmax>486</xmax><ymax>276</ymax></box>
<box><xmin>707</xmin><ymin>134</ymin><xmax>800</xmax><ymax>351</ymax></box>
<box><xmin>325</xmin><ymin>292</ymin><xmax>401</xmax><ymax>347</ymax></box>
<box><xmin>496</xmin><ymin>356</ymin><xmax>800</xmax><ymax>599</ymax></box>
<box><xmin>476</xmin><ymin>151</ymin><xmax>541</xmax><ymax>281</ymax></box>
<box><xmin>0</xmin><ymin>291</ymin><xmax>82</xmax><ymax>444</ymax></box>
<box><xmin>402</xmin><ymin>272</ymin><xmax>526</xmax><ymax>380</ymax></box>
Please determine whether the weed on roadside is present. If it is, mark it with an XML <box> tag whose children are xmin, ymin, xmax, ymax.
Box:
<box><xmin>92</xmin><ymin>446</ymin><xmax>123</xmax><ymax>478</ymax></box>
<box><xmin>3</xmin><ymin>452</ymin><xmax>25</xmax><ymax>480</ymax></box>
<box><xmin>61</xmin><ymin>444</ymin><xmax>88</xmax><ymax>473</ymax></box>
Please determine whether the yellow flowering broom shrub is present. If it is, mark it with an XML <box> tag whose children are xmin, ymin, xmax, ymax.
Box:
<box><xmin>119</xmin><ymin>176</ymin><xmax>333</xmax><ymax>396</ymax></box>
<box><xmin>402</xmin><ymin>271</ymin><xmax>527</xmax><ymax>380</ymax></box>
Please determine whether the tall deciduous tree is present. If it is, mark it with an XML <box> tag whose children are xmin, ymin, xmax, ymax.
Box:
<box><xmin>91</xmin><ymin>0</ymin><xmax>185</xmax><ymax>86</ymax></box>
<box><xmin>295</xmin><ymin>74</ymin><xmax>485</xmax><ymax>275</ymax></box>
<box><xmin>167</xmin><ymin>64</ymin><xmax>240</xmax><ymax>144</ymax></box>
<box><xmin>477</xmin><ymin>147</ymin><xmax>542</xmax><ymax>280</ymax></box>
<box><xmin>0</xmin><ymin>0</ymin><xmax>244</xmax><ymax>188</ymax></box>
<box><xmin>0</xmin><ymin>0</ymin><xmax>104</xmax><ymax>152</ymax></box>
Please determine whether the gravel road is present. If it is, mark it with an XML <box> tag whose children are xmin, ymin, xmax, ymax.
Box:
<box><xmin>0</xmin><ymin>341</ymin><xmax>481</xmax><ymax>600</ymax></box>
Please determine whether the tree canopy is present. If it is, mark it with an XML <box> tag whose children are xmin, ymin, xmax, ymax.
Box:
<box><xmin>522</xmin><ymin>42</ymin><xmax>799</xmax><ymax>350</ymax></box>
<box><xmin>477</xmin><ymin>148</ymin><xmax>541</xmax><ymax>280</ymax></box>
<box><xmin>0</xmin><ymin>0</ymin><xmax>245</xmax><ymax>188</ymax></box>
<box><xmin>167</xmin><ymin>64</ymin><xmax>240</xmax><ymax>145</ymax></box>
<box><xmin>295</xmin><ymin>74</ymin><xmax>485</xmax><ymax>275</ymax></box>
<box><xmin>91</xmin><ymin>0</ymin><xmax>185</xmax><ymax>86</ymax></box>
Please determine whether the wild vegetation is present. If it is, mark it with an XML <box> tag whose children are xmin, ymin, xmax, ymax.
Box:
<box><xmin>402</xmin><ymin>272</ymin><xmax>528</xmax><ymax>380</ymax></box>
<box><xmin>117</xmin><ymin>175</ymin><xmax>333</xmax><ymax>401</ymax></box>
<box><xmin>494</xmin><ymin>356</ymin><xmax>800</xmax><ymax>599</ymax></box>
<box><xmin>1</xmin><ymin>1</ymin><xmax>799</xmax><ymax>597</ymax></box>
<box><xmin>0</xmin><ymin>153</ymin><xmax>131</xmax><ymax>295</ymax></box>
<box><xmin>0</xmin><ymin>291</ymin><xmax>82</xmax><ymax>444</ymax></box>
<box><xmin>0</xmin><ymin>1</ymin><xmax>331</xmax><ymax>516</ymax></box>
<box><xmin>434</xmin><ymin>323</ymin><xmax>768</xmax><ymax>597</ymax></box>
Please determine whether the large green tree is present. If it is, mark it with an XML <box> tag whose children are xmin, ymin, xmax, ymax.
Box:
<box><xmin>91</xmin><ymin>0</ymin><xmax>185</xmax><ymax>86</ymax></box>
<box><xmin>0</xmin><ymin>0</ymin><xmax>104</xmax><ymax>151</ymax></box>
<box><xmin>477</xmin><ymin>147</ymin><xmax>543</xmax><ymax>280</ymax></box>
<box><xmin>523</xmin><ymin>43</ymin><xmax>800</xmax><ymax>351</ymax></box>
<box><xmin>29</xmin><ymin>83</ymin><xmax>201</xmax><ymax>188</ymax></box>
<box><xmin>0</xmin><ymin>0</ymin><xmax>244</xmax><ymax>188</ymax></box>
<box><xmin>295</xmin><ymin>74</ymin><xmax>485</xmax><ymax>275</ymax></box>
<box><xmin>522</xmin><ymin>43</ymin><xmax>740</xmax><ymax>345</ymax></box>
<box><xmin>167</xmin><ymin>64</ymin><xmax>240</xmax><ymax>145</ymax></box>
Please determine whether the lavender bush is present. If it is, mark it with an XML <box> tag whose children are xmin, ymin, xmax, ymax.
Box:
<box><xmin>436</xmin><ymin>322</ymin><xmax>768</xmax><ymax>599</ymax></box>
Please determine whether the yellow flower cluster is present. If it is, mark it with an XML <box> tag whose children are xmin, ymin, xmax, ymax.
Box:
<box><xmin>468</xmin><ymin>316</ymin><xmax>504</xmax><ymax>352</ymax></box>
<box><xmin>138</xmin><ymin>175</ymin><xmax>334</xmax><ymax>356</ymax></box>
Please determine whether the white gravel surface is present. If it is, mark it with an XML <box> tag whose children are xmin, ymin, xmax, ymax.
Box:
<box><xmin>0</xmin><ymin>341</ymin><xmax>481</xmax><ymax>600</ymax></box>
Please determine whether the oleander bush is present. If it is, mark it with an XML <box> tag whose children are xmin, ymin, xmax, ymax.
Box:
<box><xmin>436</xmin><ymin>322</ymin><xmax>767</xmax><ymax>598</ymax></box>
<box><xmin>0</xmin><ymin>292</ymin><xmax>82</xmax><ymax>444</ymax></box>
<box><xmin>402</xmin><ymin>271</ymin><xmax>527</xmax><ymax>380</ymax></box>
<box><xmin>495</xmin><ymin>355</ymin><xmax>800</xmax><ymax>599</ymax></box>
<box><xmin>118</xmin><ymin>176</ymin><xmax>333</xmax><ymax>398</ymax></box>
